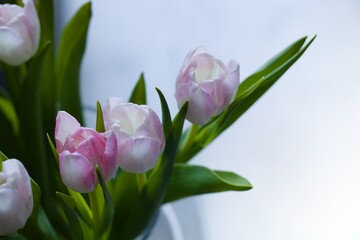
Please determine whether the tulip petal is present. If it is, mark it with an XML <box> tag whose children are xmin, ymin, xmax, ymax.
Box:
<box><xmin>0</xmin><ymin>27</ymin><xmax>23</xmax><ymax>65</ymax></box>
<box><xmin>55</xmin><ymin>111</ymin><xmax>81</xmax><ymax>152</ymax></box>
<box><xmin>118</xmin><ymin>137</ymin><xmax>162</xmax><ymax>174</ymax></box>
<box><xmin>0</xmin><ymin>159</ymin><xmax>32</xmax><ymax>235</ymax></box>
<box><xmin>136</xmin><ymin>106</ymin><xmax>165</xmax><ymax>145</ymax></box>
<box><xmin>101</xmin><ymin>132</ymin><xmax>118</xmax><ymax>180</ymax></box>
<box><xmin>103</xmin><ymin>97</ymin><xmax>124</xmax><ymax>127</ymax></box>
<box><xmin>0</xmin><ymin>188</ymin><xmax>28</xmax><ymax>235</ymax></box>
<box><xmin>0</xmin><ymin>5</ymin><xmax>23</xmax><ymax>23</ymax></box>
<box><xmin>59</xmin><ymin>151</ymin><xmax>97</xmax><ymax>193</ymax></box>
<box><xmin>22</xmin><ymin>0</ymin><xmax>40</xmax><ymax>51</ymax></box>
<box><xmin>176</xmin><ymin>81</ymin><xmax>216</xmax><ymax>125</ymax></box>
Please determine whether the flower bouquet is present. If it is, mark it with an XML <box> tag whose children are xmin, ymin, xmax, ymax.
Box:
<box><xmin>0</xmin><ymin>0</ymin><xmax>315</xmax><ymax>239</ymax></box>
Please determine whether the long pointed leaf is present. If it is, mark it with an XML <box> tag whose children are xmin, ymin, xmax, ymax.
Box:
<box><xmin>155</xmin><ymin>87</ymin><xmax>172</xmax><ymax>138</ymax></box>
<box><xmin>236</xmin><ymin>36</ymin><xmax>307</xmax><ymax>97</ymax></box>
<box><xmin>96</xmin><ymin>101</ymin><xmax>105</xmax><ymax>132</ymax></box>
<box><xmin>56</xmin><ymin>192</ymin><xmax>85</xmax><ymax>240</ymax></box>
<box><xmin>164</xmin><ymin>164</ymin><xmax>252</xmax><ymax>203</ymax></box>
<box><xmin>56</xmin><ymin>2</ymin><xmax>92</xmax><ymax>124</ymax></box>
<box><xmin>96</xmin><ymin>166</ymin><xmax>114</xmax><ymax>237</ymax></box>
<box><xmin>0</xmin><ymin>151</ymin><xmax>8</xmax><ymax>170</ymax></box>
<box><xmin>215</xmin><ymin>36</ymin><xmax>316</xmax><ymax>135</ymax></box>
<box><xmin>129</xmin><ymin>73</ymin><xmax>146</xmax><ymax>105</ymax></box>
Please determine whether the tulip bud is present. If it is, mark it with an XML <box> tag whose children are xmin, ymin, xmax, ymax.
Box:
<box><xmin>55</xmin><ymin>111</ymin><xmax>117</xmax><ymax>193</ymax></box>
<box><xmin>175</xmin><ymin>47</ymin><xmax>240</xmax><ymax>125</ymax></box>
<box><xmin>0</xmin><ymin>159</ymin><xmax>33</xmax><ymax>236</ymax></box>
<box><xmin>0</xmin><ymin>0</ymin><xmax>40</xmax><ymax>66</ymax></box>
<box><xmin>103</xmin><ymin>98</ymin><xmax>165</xmax><ymax>174</ymax></box>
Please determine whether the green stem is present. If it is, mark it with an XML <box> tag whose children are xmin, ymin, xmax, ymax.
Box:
<box><xmin>178</xmin><ymin>124</ymin><xmax>198</xmax><ymax>162</ymax></box>
<box><xmin>2</xmin><ymin>64</ymin><xmax>22</xmax><ymax>101</ymax></box>
<box><xmin>89</xmin><ymin>188</ymin><xmax>101</xmax><ymax>238</ymax></box>
<box><xmin>136</xmin><ymin>173</ymin><xmax>148</xmax><ymax>193</ymax></box>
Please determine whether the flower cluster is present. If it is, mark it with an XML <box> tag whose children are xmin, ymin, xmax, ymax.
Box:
<box><xmin>0</xmin><ymin>0</ymin><xmax>313</xmax><ymax>238</ymax></box>
<box><xmin>55</xmin><ymin>98</ymin><xmax>166</xmax><ymax>192</ymax></box>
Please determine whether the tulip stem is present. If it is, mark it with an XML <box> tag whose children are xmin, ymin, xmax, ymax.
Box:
<box><xmin>89</xmin><ymin>187</ymin><xmax>101</xmax><ymax>237</ymax></box>
<box><xmin>136</xmin><ymin>173</ymin><xmax>148</xmax><ymax>193</ymax></box>
<box><xmin>181</xmin><ymin>124</ymin><xmax>198</xmax><ymax>158</ymax></box>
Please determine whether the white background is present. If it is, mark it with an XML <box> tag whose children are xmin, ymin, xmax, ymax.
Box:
<box><xmin>57</xmin><ymin>1</ymin><xmax>360</xmax><ymax>239</ymax></box>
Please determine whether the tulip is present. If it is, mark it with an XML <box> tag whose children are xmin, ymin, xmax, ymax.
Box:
<box><xmin>0</xmin><ymin>0</ymin><xmax>40</xmax><ymax>66</ymax></box>
<box><xmin>175</xmin><ymin>47</ymin><xmax>240</xmax><ymax>125</ymax></box>
<box><xmin>103</xmin><ymin>98</ymin><xmax>165</xmax><ymax>174</ymax></box>
<box><xmin>55</xmin><ymin>111</ymin><xmax>117</xmax><ymax>193</ymax></box>
<box><xmin>0</xmin><ymin>159</ymin><xmax>33</xmax><ymax>236</ymax></box>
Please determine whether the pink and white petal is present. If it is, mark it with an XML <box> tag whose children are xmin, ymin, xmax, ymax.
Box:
<box><xmin>175</xmin><ymin>81</ymin><xmax>197</xmax><ymax>109</ymax></box>
<box><xmin>55</xmin><ymin>111</ymin><xmax>81</xmax><ymax>152</ymax></box>
<box><xmin>59</xmin><ymin>152</ymin><xmax>97</xmax><ymax>193</ymax></box>
<box><xmin>22</xmin><ymin>0</ymin><xmax>40</xmax><ymax>50</ymax></box>
<box><xmin>226</xmin><ymin>60</ymin><xmax>240</xmax><ymax>73</ymax></box>
<box><xmin>0</xmin><ymin>5</ymin><xmax>23</xmax><ymax>23</ymax></box>
<box><xmin>136</xmin><ymin>107</ymin><xmax>164</xmax><ymax>145</ymax></box>
<box><xmin>101</xmin><ymin>132</ymin><xmax>118</xmax><ymax>180</ymax></box>
<box><xmin>2</xmin><ymin>159</ymin><xmax>32</xmax><ymax>200</ymax></box>
<box><xmin>7</xmin><ymin>16</ymin><xmax>33</xmax><ymax>57</ymax></box>
<box><xmin>186</xmin><ymin>86</ymin><xmax>217</xmax><ymax>125</ymax></box>
<box><xmin>200</xmin><ymin>78</ymin><xmax>226</xmax><ymax>109</ymax></box>
<box><xmin>118</xmin><ymin>137</ymin><xmax>161</xmax><ymax>174</ymax></box>
<box><xmin>103</xmin><ymin>97</ymin><xmax>124</xmax><ymax>129</ymax></box>
<box><xmin>0</xmin><ymin>187</ymin><xmax>28</xmax><ymax>235</ymax></box>
<box><xmin>76</xmin><ymin>132</ymin><xmax>106</xmax><ymax>166</ymax></box>
<box><xmin>222</xmin><ymin>61</ymin><xmax>240</xmax><ymax>100</ymax></box>
<box><xmin>0</xmin><ymin>27</ymin><xmax>23</xmax><ymax>65</ymax></box>
<box><xmin>182</xmin><ymin>47</ymin><xmax>198</xmax><ymax>67</ymax></box>
<box><xmin>192</xmin><ymin>53</ymin><xmax>216</xmax><ymax>82</ymax></box>
<box><xmin>176</xmin><ymin>60</ymin><xmax>196</xmax><ymax>86</ymax></box>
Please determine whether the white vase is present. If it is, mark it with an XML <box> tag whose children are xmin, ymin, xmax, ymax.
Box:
<box><xmin>138</xmin><ymin>204</ymin><xmax>184</xmax><ymax>240</ymax></box>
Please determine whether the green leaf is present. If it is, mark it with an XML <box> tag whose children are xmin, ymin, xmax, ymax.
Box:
<box><xmin>68</xmin><ymin>189</ymin><xmax>92</xmax><ymax>227</ymax></box>
<box><xmin>96</xmin><ymin>101</ymin><xmax>105</xmax><ymax>133</ymax></box>
<box><xmin>0</xmin><ymin>151</ymin><xmax>8</xmax><ymax>171</ymax></box>
<box><xmin>95</xmin><ymin>166</ymin><xmax>114</xmax><ymax>236</ymax></box>
<box><xmin>0</xmin><ymin>96</ymin><xmax>19</xmax><ymax>135</ymax></box>
<box><xmin>215</xmin><ymin>36</ymin><xmax>316</xmax><ymax>135</ymax></box>
<box><xmin>164</xmin><ymin>164</ymin><xmax>252</xmax><ymax>203</ymax></box>
<box><xmin>17</xmin><ymin>43</ymin><xmax>51</xmax><ymax>199</ymax></box>
<box><xmin>20</xmin><ymin>179</ymin><xmax>57</xmax><ymax>239</ymax></box>
<box><xmin>56</xmin><ymin>192</ymin><xmax>85</xmax><ymax>240</ymax></box>
<box><xmin>0</xmin><ymin>151</ymin><xmax>8</xmax><ymax>161</ymax></box>
<box><xmin>0</xmin><ymin>233</ymin><xmax>27</xmax><ymax>239</ymax></box>
<box><xmin>46</xmin><ymin>133</ymin><xmax>58</xmax><ymax>164</ymax></box>
<box><xmin>38</xmin><ymin>0</ymin><xmax>56</xmax><ymax>137</ymax></box>
<box><xmin>129</xmin><ymin>73</ymin><xmax>146</xmax><ymax>105</ymax></box>
<box><xmin>56</xmin><ymin>2</ymin><xmax>92</xmax><ymax>124</ymax></box>
<box><xmin>236</xmin><ymin>36</ymin><xmax>308</xmax><ymax>98</ymax></box>
<box><xmin>107</xmin><ymin>171</ymin><xmax>139</xmax><ymax>239</ymax></box>
<box><xmin>112</xmin><ymin>103</ymin><xmax>188</xmax><ymax>240</ymax></box>
<box><xmin>30</xmin><ymin>180</ymin><xmax>41</xmax><ymax>220</ymax></box>
<box><xmin>155</xmin><ymin>88</ymin><xmax>172</xmax><ymax>138</ymax></box>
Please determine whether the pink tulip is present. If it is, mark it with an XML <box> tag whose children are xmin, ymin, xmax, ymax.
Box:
<box><xmin>55</xmin><ymin>111</ymin><xmax>117</xmax><ymax>193</ymax></box>
<box><xmin>103</xmin><ymin>98</ymin><xmax>165</xmax><ymax>174</ymax></box>
<box><xmin>0</xmin><ymin>159</ymin><xmax>33</xmax><ymax>235</ymax></box>
<box><xmin>0</xmin><ymin>0</ymin><xmax>40</xmax><ymax>66</ymax></box>
<box><xmin>175</xmin><ymin>47</ymin><xmax>240</xmax><ymax>125</ymax></box>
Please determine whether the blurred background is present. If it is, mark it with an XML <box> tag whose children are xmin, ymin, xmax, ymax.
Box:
<box><xmin>57</xmin><ymin>0</ymin><xmax>360</xmax><ymax>239</ymax></box>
